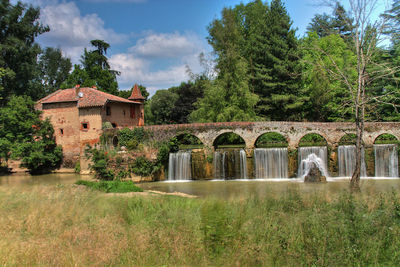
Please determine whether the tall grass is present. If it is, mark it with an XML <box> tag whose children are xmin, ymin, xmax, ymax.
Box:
<box><xmin>1</xmin><ymin>184</ymin><xmax>400</xmax><ymax>266</ymax></box>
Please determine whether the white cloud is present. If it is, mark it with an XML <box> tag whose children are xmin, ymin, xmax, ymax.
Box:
<box><xmin>131</xmin><ymin>32</ymin><xmax>201</xmax><ymax>58</ymax></box>
<box><xmin>36</xmin><ymin>1</ymin><xmax>127</xmax><ymax>62</ymax></box>
<box><xmin>83</xmin><ymin>0</ymin><xmax>146</xmax><ymax>2</ymax></box>
<box><xmin>109</xmin><ymin>32</ymin><xmax>208</xmax><ymax>95</ymax></box>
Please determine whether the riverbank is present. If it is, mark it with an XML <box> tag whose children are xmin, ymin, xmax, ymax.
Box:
<box><xmin>1</xmin><ymin>183</ymin><xmax>400</xmax><ymax>266</ymax></box>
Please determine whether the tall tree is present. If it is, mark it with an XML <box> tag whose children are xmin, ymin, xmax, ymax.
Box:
<box><xmin>310</xmin><ymin>0</ymin><xmax>399</xmax><ymax>191</ymax></box>
<box><xmin>62</xmin><ymin>40</ymin><xmax>120</xmax><ymax>95</ymax></box>
<box><xmin>38</xmin><ymin>47</ymin><xmax>72</xmax><ymax>95</ymax></box>
<box><xmin>254</xmin><ymin>0</ymin><xmax>302</xmax><ymax>120</ymax></box>
<box><xmin>0</xmin><ymin>0</ymin><xmax>49</xmax><ymax>103</ymax></box>
<box><xmin>191</xmin><ymin>7</ymin><xmax>258</xmax><ymax>122</ymax></box>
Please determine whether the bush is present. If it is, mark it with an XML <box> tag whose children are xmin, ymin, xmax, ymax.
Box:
<box><xmin>74</xmin><ymin>161</ymin><xmax>81</xmax><ymax>173</ymax></box>
<box><xmin>118</xmin><ymin>128</ymin><xmax>149</xmax><ymax>148</ymax></box>
<box><xmin>127</xmin><ymin>139</ymin><xmax>138</xmax><ymax>150</ymax></box>
<box><xmin>131</xmin><ymin>156</ymin><xmax>155</xmax><ymax>176</ymax></box>
<box><xmin>75</xmin><ymin>180</ymin><xmax>143</xmax><ymax>193</ymax></box>
<box><xmin>85</xmin><ymin>147</ymin><xmax>114</xmax><ymax>180</ymax></box>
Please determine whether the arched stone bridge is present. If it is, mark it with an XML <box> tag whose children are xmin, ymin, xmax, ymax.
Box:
<box><xmin>133</xmin><ymin>121</ymin><xmax>400</xmax><ymax>150</ymax></box>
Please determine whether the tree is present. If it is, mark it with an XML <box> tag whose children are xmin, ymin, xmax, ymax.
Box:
<box><xmin>0</xmin><ymin>95</ymin><xmax>62</xmax><ymax>173</ymax></box>
<box><xmin>0</xmin><ymin>0</ymin><xmax>49</xmax><ymax>102</ymax></box>
<box><xmin>62</xmin><ymin>40</ymin><xmax>120</xmax><ymax>95</ymax></box>
<box><xmin>312</xmin><ymin>0</ymin><xmax>399</xmax><ymax>191</ymax></box>
<box><xmin>191</xmin><ymin>7</ymin><xmax>258</xmax><ymax>122</ymax></box>
<box><xmin>147</xmin><ymin>90</ymin><xmax>179</xmax><ymax>124</ymax></box>
<box><xmin>38</xmin><ymin>47</ymin><xmax>72</xmax><ymax>95</ymax></box>
<box><xmin>301</xmin><ymin>33</ymin><xmax>356</xmax><ymax>121</ymax></box>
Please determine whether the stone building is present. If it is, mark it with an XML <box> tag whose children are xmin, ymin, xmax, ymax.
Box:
<box><xmin>36</xmin><ymin>84</ymin><xmax>145</xmax><ymax>166</ymax></box>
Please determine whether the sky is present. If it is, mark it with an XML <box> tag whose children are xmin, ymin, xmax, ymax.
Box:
<box><xmin>18</xmin><ymin>0</ymin><xmax>388</xmax><ymax>95</ymax></box>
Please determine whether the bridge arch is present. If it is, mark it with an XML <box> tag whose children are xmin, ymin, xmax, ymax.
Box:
<box><xmin>213</xmin><ymin>132</ymin><xmax>246</xmax><ymax>149</ymax></box>
<box><xmin>298</xmin><ymin>133</ymin><xmax>328</xmax><ymax>147</ymax></box>
<box><xmin>254</xmin><ymin>132</ymin><xmax>288</xmax><ymax>148</ymax></box>
<box><xmin>374</xmin><ymin>133</ymin><xmax>399</xmax><ymax>144</ymax></box>
<box><xmin>171</xmin><ymin>133</ymin><xmax>204</xmax><ymax>149</ymax></box>
<box><xmin>339</xmin><ymin>133</ymin><xmax>357</xmax><ymax>145</ymax></box>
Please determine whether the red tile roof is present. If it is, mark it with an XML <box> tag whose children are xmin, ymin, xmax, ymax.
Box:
<box><xmin>37</xmin><ymin>87</ymin><xmax>142</xmax><ymax>108</ymax></box>
<box><xmin>128</xmin><ymin>84</ymin><xmax>145</xmax><ymax>100</ymax></box>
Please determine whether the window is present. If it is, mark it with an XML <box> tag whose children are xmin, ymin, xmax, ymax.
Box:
<box><xmin>106</xmin><ymin>106</ymin><xmax>111</xmax><ymax>116</ymax></box>
<box><xmin>111</xmin><ymin>123</ymin><xmax>117</xmax><ymax>128</ymax></box>
<box><xmin>130</xmin><ymin>106</ymin><xmax>135</xmax><ymax>118</ymax></box>
<box><xmin>60</xmin><ymin>128</ymin><xmax>64</xmax><ymax>135</ymax></box>
<box><xmin>123</xmin><ymin>110</ymin><xmax>126</xmax><ymax>116</ymax></box>
<box><xmin>81</xmin><ymin>122</ymin><xmax>89</xmax><ymax>131</ymax></box>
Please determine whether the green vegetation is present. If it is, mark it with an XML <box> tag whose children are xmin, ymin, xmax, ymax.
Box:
<box><xmin>339</xmin><ymin>133</ymin><xmax>357</xmax><ymax>145</ymax></box>
<box><xmin>75</xmin><ymin>180</ymin><xmax>143</xmax><ymax>193</ymax></box>
<box><xmin>213</xmin><ymin>132</ymin><xmax>245</xmax><ymax>148</ymax></box>
<box><xmin>131</xmin><ymin>156</ymin><xmax>156</xmax><ymax>177</ymax></box>
<box><xmin>299</xmin><ymin>133</ymin><xmax>327</xmax><ymax>147</ymax></box>
<box><xmin>375</xmin><ymin>134</ymin><xmax>399</xmax><ymax>144</ymax></box>
<box><xmin>256</xmin><ymin>132</ymin><xmax>288</xmax><ymax>148</ymax></box>
<box><xmin>2</xmin><ymin>185</ymin><xmax>400</xmax><ymax>265</ymax></box>
<box><xmin>85</xmin><ymin>147</ymin><xmax>115</xmax><ymax>180</ymax></box>
<box><xmin>0</xmin><ymin>96</ymin><xmax>62</xmax><ymax>174</ymax></box>
<box><xmin>118</xmin><ymin>127</ymin><xmax>150</xmax><ymax>149</ymax></box>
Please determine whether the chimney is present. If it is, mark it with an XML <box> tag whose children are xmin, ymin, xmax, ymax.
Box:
<box><xmin>75</xmin><ymin>84</ymin><xmax>81</xmax><ymax>97</ymax></box>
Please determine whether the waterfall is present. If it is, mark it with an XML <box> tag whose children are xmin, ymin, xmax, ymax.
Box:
<box><xmin>338</xmin><ymin>145</ymin><xmax>367</xmax><ymax>177</ymax></box>
<box><xmin>168</xmin><ymin>151</ymin><xmax>192</xmax><ymax>180</ymax></box>
<box><xmin>239</xmin><ymin>149</ymin><xmax>248</xmax><ymax>179</ymax></box>
<box><xmin>374</xmin><ymin>144</ymin><xmax>398</xmax><ymax>177</ymax></box>
<box><xmin>213</xmin><ymin>149</ymin><xmax>247</xmax><ymax>179</ymax></box>
<box><xmin>213</xmin><ymin>151</ymin><xmax>226</xmax><ymax>179</ymax></box>
<box><xmin>254</xmin><ymin>148</ymin><xmax>288</xmax><ymax>178</ymax></box>
<box><xmin>298</xmin><ymin>146</ymin><xmax>329</xmax><ymax>178</ymax></box>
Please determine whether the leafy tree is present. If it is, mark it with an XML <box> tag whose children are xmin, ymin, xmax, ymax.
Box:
<box><xmin>62</xmin><ymin>40</ymin><xmax>120</xmax><ymax>95</ymax></box>
<box><xmin>0</xmin><ymin>0</ymin><xmax>49</xmax><ymax>102</ymax></box>
<box><xmin>169</xmin><ymin>80</ymin><xmax>204</xmax><ymax>124</ymax></box>
<box><xmin>0</xmin><ymin>95</ymin><xmax>62</xmax><ymax>173</ymax></box>
<box><xmin>38</xmin><ymin>47</ymin><xmax>72</xmax><ymax>95</ymax></box>
<box><xmin>147</xmin><ymin>89</ymin><xmax>179</xmax><ymax>124</ymax></box>
<box><xmin>191</xmin><ymin>7</ymin><xmax>258</xmax><ymax>122</ymax></box>
<box><xmin>301</xmin><ymin>33</ymin><xmax>356</xmax><ymax>121</ymax></box>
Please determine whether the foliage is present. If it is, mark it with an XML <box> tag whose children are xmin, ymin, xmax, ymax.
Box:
<box><xmin>299</xmin><ymin>133</ymin><xmax>327</xmax><ymax>147</ymax></box>
<box><xmin>75</xmin><ymin>180</ymin><xmax>143</xmax><ymax>193</ymax></box>
<box><xmin>301</xmin><ymin>33</ymin><xmax>356</xmax><ymax>121</ymax></box>
<box><xmin>131</xmin><ymin>156</ymin><xmax>155</xmax><ymax>177</ymax></box>
<box><xmin>339</xmin><ymin>133</ymin><xmax>357</xmax><ymax>145</ymax></box>
<box><xmin>62</xmin><ymin>40</ymin><xmax>119</xmax><ymax>95</ymax></box>
<box><xmin>375</xmin><ymin>134</ymin><xmax>398</xmax><ymax>144</ymax></box>
<box><xmin>256</xmin><ymin>132</ymin><xmax>288</xmax><ymax>147</ymax></box>
<box><xmin>74</xmin><ymin>161</ymin><xmax>81</xmax><ymax>173</ymax></box>
<box><xmin>156</xmin><ymin>138</ymin><xmax>179</xmax><ymax>167</ymax></box>
<box><xmin>85</xmin><ymin>146</ymin><xmax>114</xmax><ymax>180</ymax></box>
<box><xmin>118</xmin><ymin>127</ymin><xmax>149</xmax><ymax>148</ymax></box>
<box><xmin>213</xmin><ymin>132</ymin><xmax>245</xmax><ymax>148</ymax></box>
<box><xmin>38</xmin><ymin>47</ymin><xmax>72</xmax><ymax>95</ymax></box>
<box><xmin>147</xmin><ymin>89</ymin><xmax>179</xmax><ymax>125</ymax></box>
<box><xmin>0</xmin><ymin>96</ymin><xmax>62</xmax><ymax>173</ymax></box>
<box><xmin>0</xmin><ymin>0</ymin><xmax>49</xmax><ymax>102</ymax></box>
<box><xmin>17</xmin><ymin>118</ymin><xmax>63</xmax><ymax>174</ymax></box>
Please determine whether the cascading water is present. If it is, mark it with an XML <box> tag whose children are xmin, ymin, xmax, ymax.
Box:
<box><xmin>374</xmin><ymin>144</ymin><xmax>398</xmax><ymax>177</ymax></box>
<box><xmin>213</xmin><ymin>149</ymin><xmax>247</xmax><ymax>179</ymax></box>
<box><xmin>168</xmin><ymin>151</ymin><xmax>192</xmax><ymax>180</ymax></box>
<box><xmin>213</xmin><ymin>151</ymin><xmax>226</xmax><ymax>179</ymax></box>
<box><xmin>338</xmin><ymin>145</ymin><xmax>367</xmax><ymax>177</ymax></box>
<box><xmin>254</xmin><ymin>148</ymin><xmax>288</xmax><ymax>178</ymax></box>
<box><xmin>298</xmin><ymin>146</ymin><xmax>329</xmax><ymax>178</ymax></box>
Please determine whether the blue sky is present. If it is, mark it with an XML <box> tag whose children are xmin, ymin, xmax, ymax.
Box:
<box><xmin>20</xmin><ymin>0</ymin><xmax>387</xmax><ymax>95</ymax></box>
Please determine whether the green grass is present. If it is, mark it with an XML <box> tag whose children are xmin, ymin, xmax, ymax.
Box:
<box><xmin>1</xmin><ymin>185</ymin><xmax>400</xmax><ymax>266</ymax></box>
<box><xmin>75</xmin><ymin>180</ymin><xmax>143</xmax><ymax>193</ymax></box>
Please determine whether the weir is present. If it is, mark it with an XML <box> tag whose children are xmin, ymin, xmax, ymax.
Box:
<box><xmin>374</xmin><ymin>144</ymin><xmax>398</xmax><ymax>177</ymax></box>
<box><xmin>168</xmin><ymin>151</ymin><xmax>192</xmax><ymax>180</ymax></box>
<box><xmin>213</xmin><ymin>149</ymin><xmax>247</xmax><ymax>179</ymax></box>
<box><xmin>254</xmin><ymin>148</ymin><xmax>288</xmax><ymax>178</ymax></box>
<box><xmin>338</xmin><ymin>145</ymin><xmax>367</xmax><ymax>177</ymax></box>
<box><xmin>298</xmin><ymin>147</ymin><xmax>329</xmax><ymax>178</ymax></box>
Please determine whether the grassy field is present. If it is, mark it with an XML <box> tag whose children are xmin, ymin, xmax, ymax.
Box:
<box><xmin>1</xmin><ymin>184</ymin><xmax>400</xmax><ymax>266</ymax></box>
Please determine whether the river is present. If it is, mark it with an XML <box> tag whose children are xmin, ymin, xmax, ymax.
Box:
<box><xmin>1</xmin><ymin>173</ymin><xmax>400</xmax><ymax>199</ymax></box>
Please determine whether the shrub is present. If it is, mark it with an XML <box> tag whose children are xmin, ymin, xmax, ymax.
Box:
<box><xmin>85</xmin><ymin>147</ymin><xmax>114</xmax><ymax>180</ymax></box>
<box><xmin>127</xmin><ymin>139</ymin><xmax>138</xmax><ymax>150</ymax></box>
<box><xmin>74</xmin><ymin>161</ymin><xmax>81</xmax><ymax>173</ymax></box>
<box><xmin>75</xmin><ymin>180</ymin><xmax>143</xmax><ymax>193</ymax></box>
<box><xmin>131</xmin><ymin>156</ymin><xmax>155</xmax><ymax>176</ymax></box>
<box><xmin>118</xmin><ymin>128</ymin><xmax>149</xmax><ymax>148</ymax></box>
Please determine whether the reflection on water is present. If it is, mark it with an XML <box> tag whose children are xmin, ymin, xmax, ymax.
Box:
<box><xmin>0</xmin><ymin>173</ymin><xmax>83</xmax><ymax>187</ymax></box>
<box><xmin>1</xmin><ymin>173</ymin><xmax>400</xmax><ymax>200</ymax></box>
<box><xmin>140</xmin><ymin>179</ymin><xmax>400</xmax><ymax>199</ymax></box>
